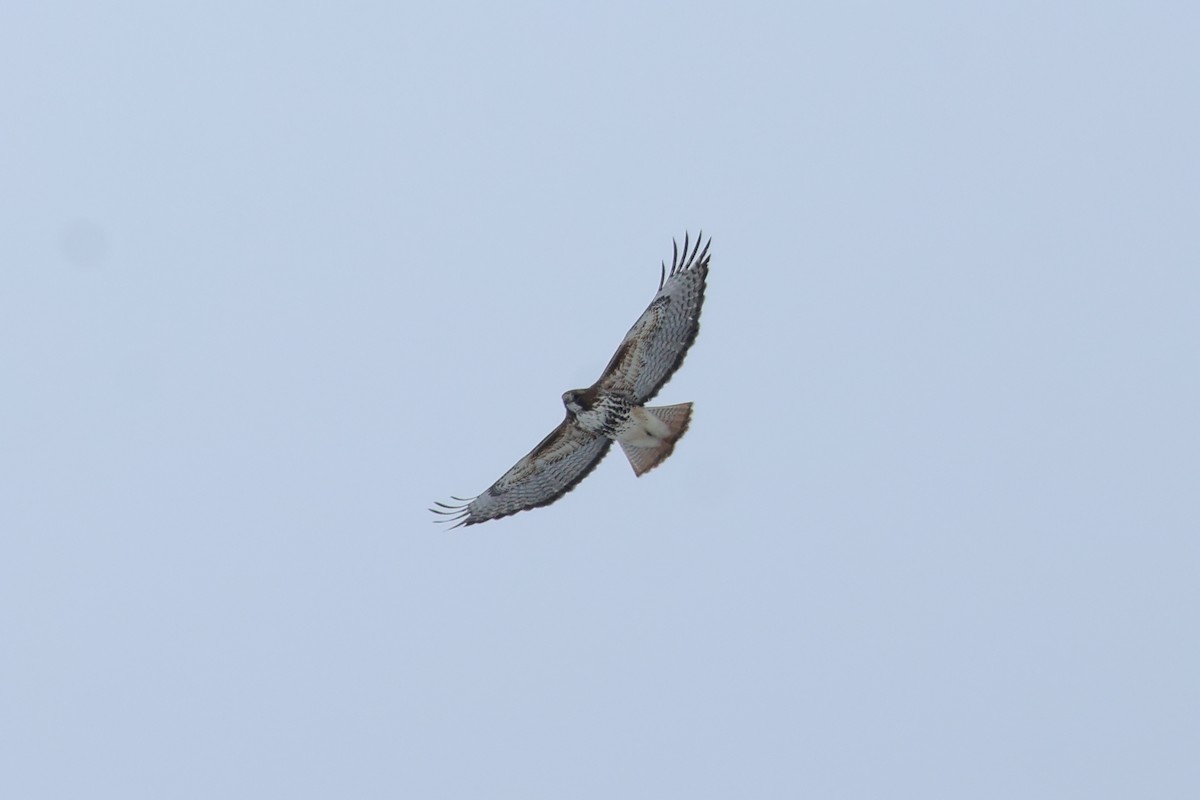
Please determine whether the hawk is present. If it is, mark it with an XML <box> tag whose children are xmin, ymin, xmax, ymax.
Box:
<box><xmin>431</xmin><ymin>233</ymin><xmax>711</xmax><ymax>528</ymax></box>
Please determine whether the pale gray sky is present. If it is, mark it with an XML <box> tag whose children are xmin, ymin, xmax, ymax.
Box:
<box><xmin>2</xmin><ymin>2</ymin><xmax>1197</xmax><ymax>798</ymax></box>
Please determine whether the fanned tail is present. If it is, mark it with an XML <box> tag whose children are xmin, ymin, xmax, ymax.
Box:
<box><xmin>619</xmin><ymin>402</ymin><xmax>693</xmax><ymax>477</ymax></box>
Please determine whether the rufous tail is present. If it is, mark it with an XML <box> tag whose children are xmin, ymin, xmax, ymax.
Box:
<box><xmin>619</xmin><ymin>402</ymin><xmax>693</xmax><ymax>477</ymax></box>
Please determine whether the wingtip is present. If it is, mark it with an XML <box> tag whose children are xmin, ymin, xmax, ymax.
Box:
<box><xmin>667</xmin><ymin>230</ymin><xmax>711</xmax><ymax>275</ymax></box>
<box><xmin>696</xmin><ymin>232</ymin><xmax>712</xmax><ymax>266</ymax></box>
<box><xmin>431</xmin><ymin>496</ymin><xmax>474</xmax><ymax>527</ymax></box>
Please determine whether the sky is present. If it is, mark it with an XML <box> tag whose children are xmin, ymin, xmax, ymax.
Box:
<box><xmin>2</xmin><ymin>1</ymin><xmax>1198</xmax><ymax>797</ymax></box>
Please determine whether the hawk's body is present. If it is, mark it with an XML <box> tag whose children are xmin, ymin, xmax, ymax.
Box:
<box><xmin>432</xmin><ymin>234</ymin><xmax>710</xmax><ymax>528</ymax></box>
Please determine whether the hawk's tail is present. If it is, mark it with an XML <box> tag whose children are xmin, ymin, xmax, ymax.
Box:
<box><xmin>619</xmin><ymin>402</ymin><xmax>693</xmax><ymax>477</ymax></box>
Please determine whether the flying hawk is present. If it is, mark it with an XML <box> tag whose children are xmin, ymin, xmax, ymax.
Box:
<box><xmin>432</xmin><ymin>233</ymin><xmax>710</xmax><ymax>528</ymax></box>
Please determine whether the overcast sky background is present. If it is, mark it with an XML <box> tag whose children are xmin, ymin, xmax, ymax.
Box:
<box><xmin>2</xmin><ymin>2</ymin><xmax>1197</xmax><ymax>798</ymax></box>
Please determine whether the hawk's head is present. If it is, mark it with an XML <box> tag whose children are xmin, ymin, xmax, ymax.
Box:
<box><xmin>562</xmin><ymin>389</ymin><xmax>590</xmax><ymax>415</ymax></box>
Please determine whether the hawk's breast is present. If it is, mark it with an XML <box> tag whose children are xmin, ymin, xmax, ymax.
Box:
<box><xmin>573</xmin><ymin>392</ymin><xmax>634</xmax><ymax>438</ymax></box>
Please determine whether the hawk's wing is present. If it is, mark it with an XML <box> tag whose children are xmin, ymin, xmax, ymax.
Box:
<box><xmin>431</xmin><ymin>417</ymin><xmax>613</xmax><ymax>528</ymax></box>
<box><xmin>597</xmin><ymin>233</ymin><xmax>710</xmax><ymax>403</ymax></box>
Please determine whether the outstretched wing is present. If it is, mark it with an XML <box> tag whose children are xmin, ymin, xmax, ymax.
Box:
<box><xmin>431</xmin><ymin>417</ymin><xmax>612</xmax><ymax>528</ymax></box>
<box><xmin>597</xmin><ymin>232</ymin><xmax>710</xmax><ymax>403</ymax></box>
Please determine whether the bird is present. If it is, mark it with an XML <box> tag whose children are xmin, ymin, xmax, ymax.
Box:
<box><xmin>431</xmin><ymin>233</ymin><xmax>711</xmax><ymax>528</ymax></box>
